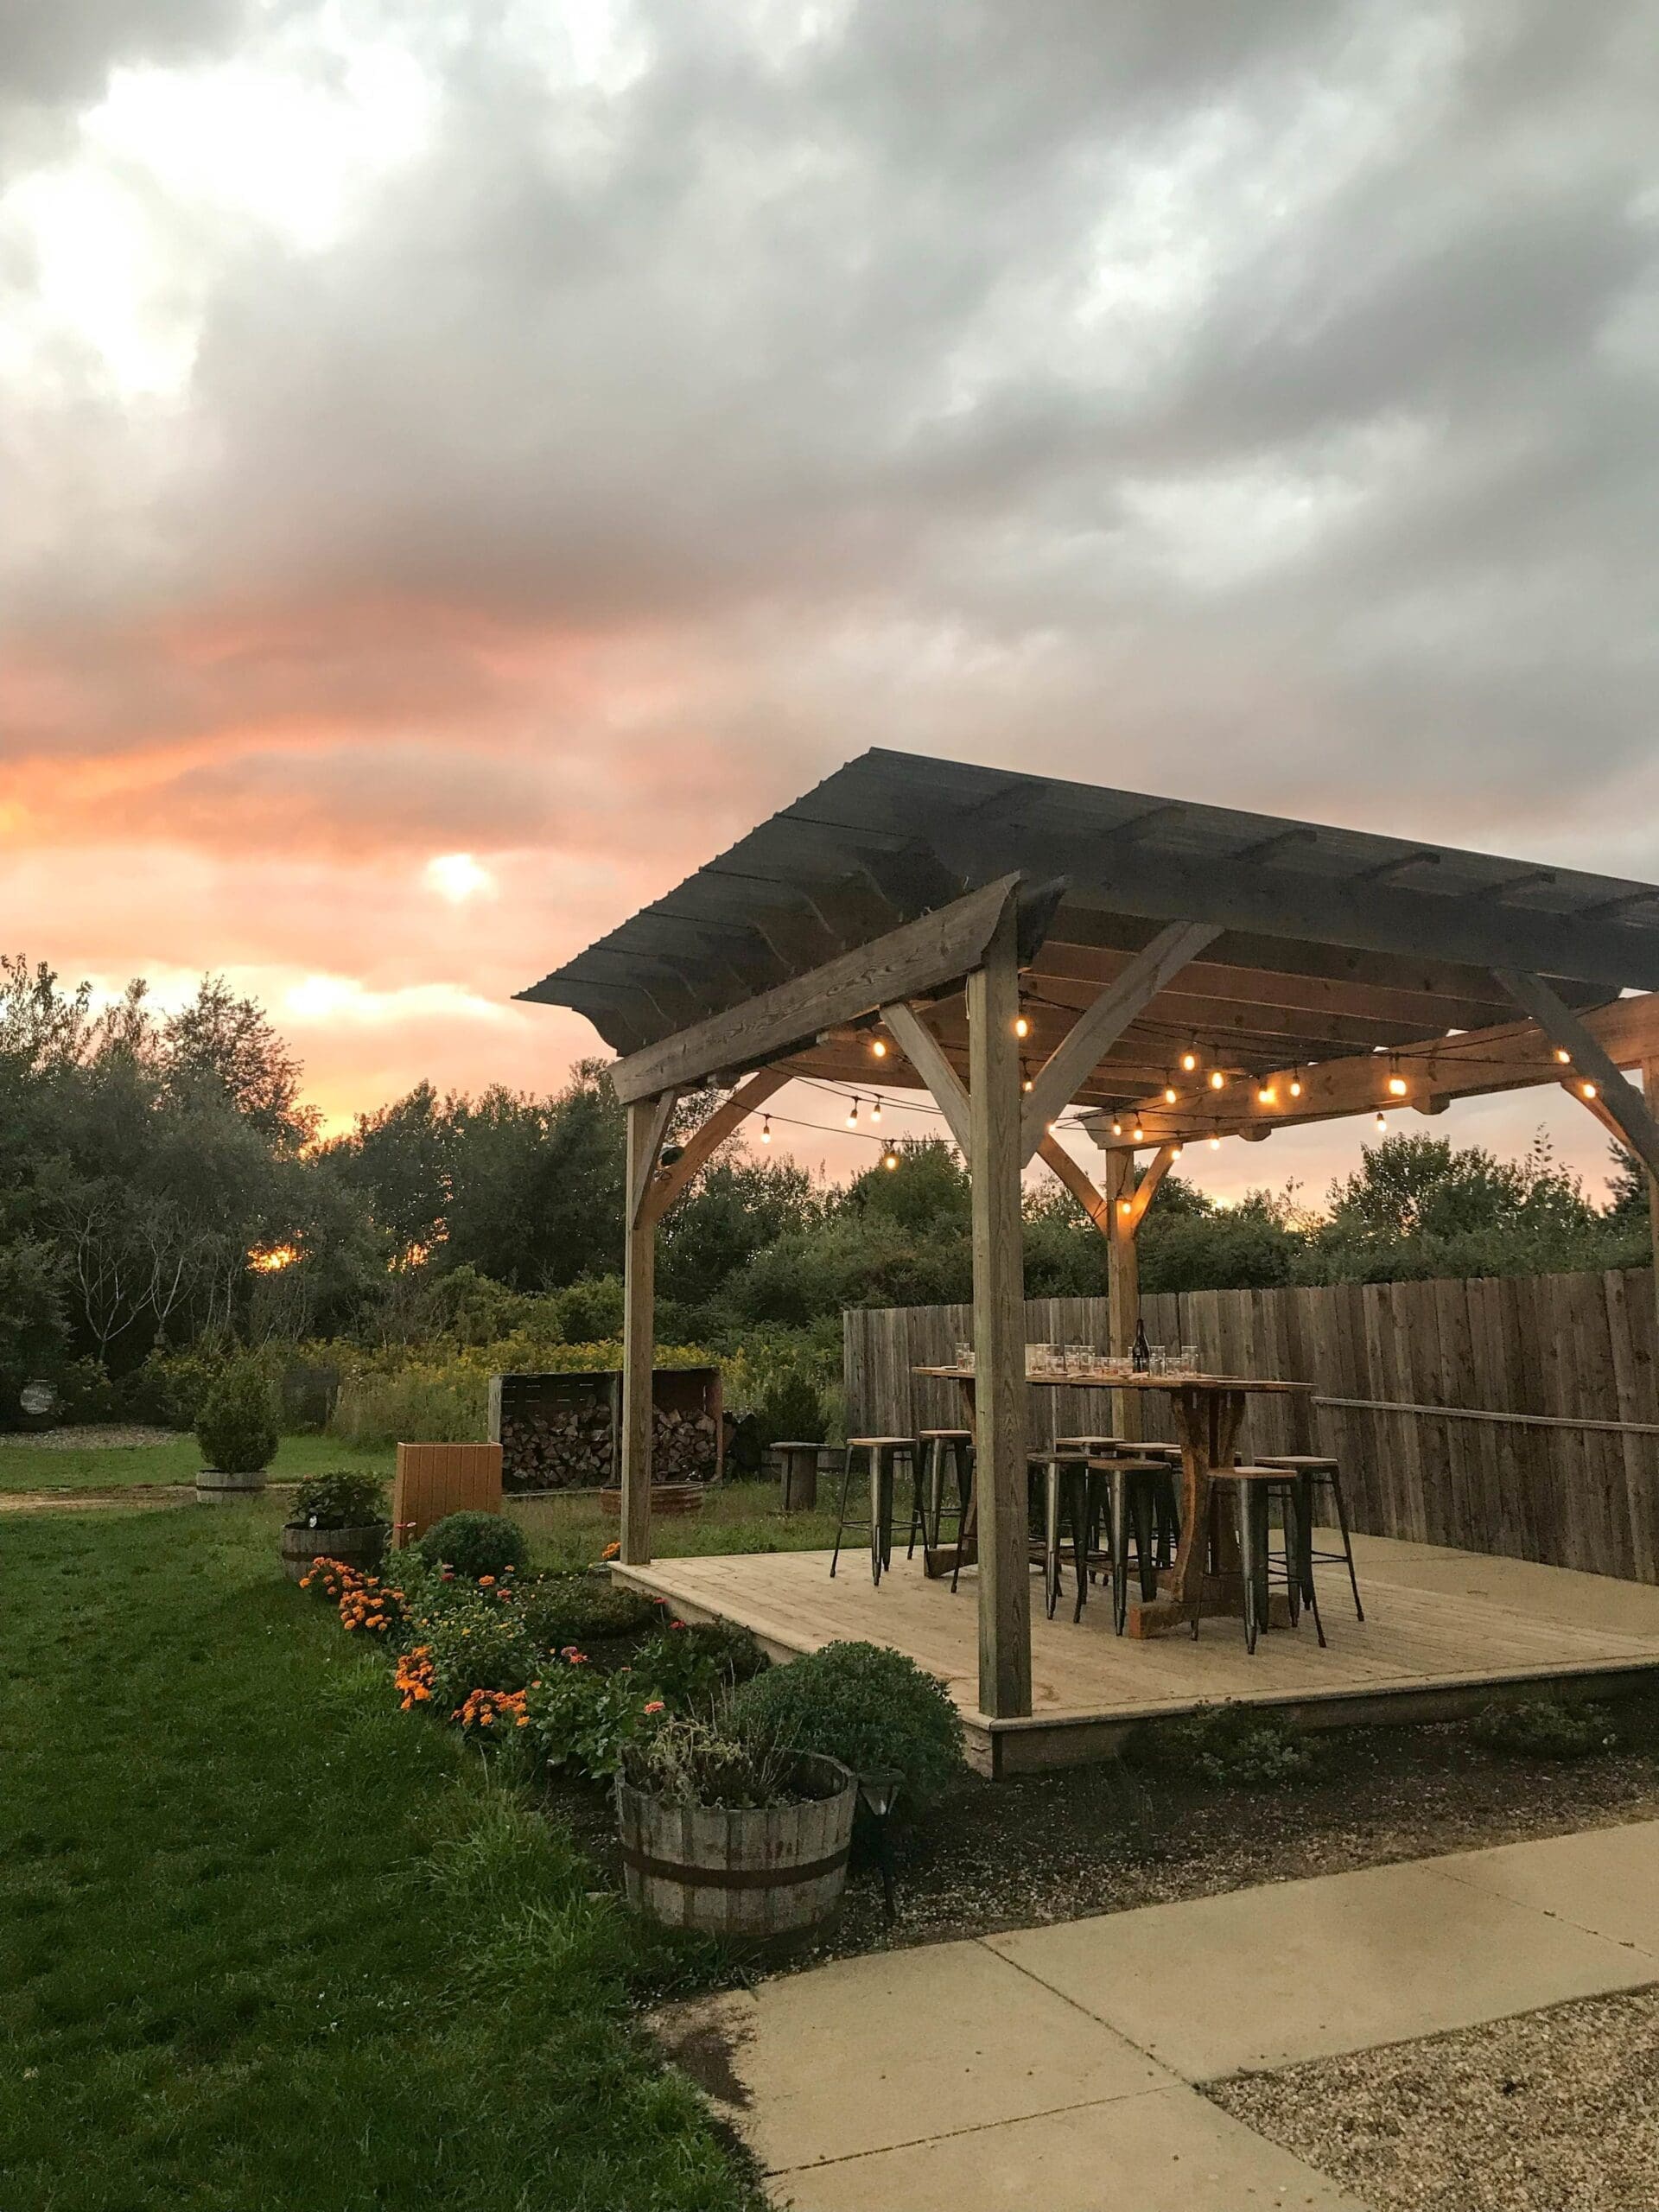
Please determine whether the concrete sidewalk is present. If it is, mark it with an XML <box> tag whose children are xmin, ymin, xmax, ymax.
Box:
<box><xmin>656</xmin><ymin>1817</ymin><xmax>1659</xmax><ymax>2210</ymax></box>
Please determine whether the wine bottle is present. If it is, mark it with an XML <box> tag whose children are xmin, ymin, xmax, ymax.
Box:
<box><xmin>1131</xmin><ymin>1319</ymin><xmax>1150</xmax><ymax>1374</ymax></box>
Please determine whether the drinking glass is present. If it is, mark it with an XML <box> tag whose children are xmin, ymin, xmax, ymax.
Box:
<box><xmin>1180</xmin><ymin>1344</ymin><xmax>1200</xmax><ymax>1376</ymax></box>
<box><xmin>1149</xmin><ymin>1344</ymin><xmax>1168</xmax><ymax>1376</ymax></box>
<box><xmin>954</xmin><ymin>1340</ymin><xmax>974</xmax><ymax>1371</ymax></box>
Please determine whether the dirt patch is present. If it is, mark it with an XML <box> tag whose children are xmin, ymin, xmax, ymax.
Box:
<box><xmin>0</xmin><ymin>1424</ymin><xmax>183</xmax><ymax>1450</ymax></box>
<box><xmin>1209</xmin><ymin>1984</ymin><xmax>1659</xmax><ymax>2211</ymax></box>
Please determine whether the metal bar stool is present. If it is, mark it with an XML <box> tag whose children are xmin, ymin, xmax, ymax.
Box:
<box><xmin>830</xmin><ymin>1438</ymin><xmax>918</xmax><ymax>1585</ymax></box>
<box><xmin>909</xmin><ymin>1429</ymin><xmax>972</xmax><ymax>1566</ymax></box>
<box><xmin>1194</xmin><ymin>1468</ymin><xmax>1322</xmax><ymax>1655</ymax></box>
<box><xmin>1077</xmin><ymin>1459</ymin><xmax>1174</xmax><ymax>1631</ymax></box>
<box><xmin>1030</xmin><ymin>1449</ymin><xmax>1094</xmax><ymax>1618</ymax></box>
<box><xmin>1259</xmin><ymin>1455</ymin><xmax>1363</xmax><ymax>1620</ymax></box>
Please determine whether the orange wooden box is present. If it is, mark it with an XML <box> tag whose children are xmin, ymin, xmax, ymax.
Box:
<box><xmin>391</xmin><ymin>1442</ymin><xmax>504</xmax><ymax>1543</ymax></box>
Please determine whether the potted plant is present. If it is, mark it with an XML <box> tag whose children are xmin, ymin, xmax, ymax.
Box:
<box><xmin>614</xmin><ymin>1716</ymin><xmax>856</xmax><ymax>1945</ymax></box>
<box><xmin>280</xmin><ymin>1470</ymin><xmax>389</xmax><ymax>1581</ymax></box>
<box><xmin>195</xmin><ymin>1363</ymin><xmax>279</xmax><ymax>1502</ymax></box>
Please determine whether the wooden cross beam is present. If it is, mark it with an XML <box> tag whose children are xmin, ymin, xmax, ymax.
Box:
<box><xmin>639</xmin><ymin>1068</ymin><xmax>788</xmax><ymax>1227</ymax></box>
<box><xmin>1493</xmin><ymin>969</ymin><xmax>1659</xmax><ymax>1173</ymax></box>
<box><xmin>1018</xmin><ymin>921</ymin><xmax>1218</xmax><ymax>1160</ymax></box>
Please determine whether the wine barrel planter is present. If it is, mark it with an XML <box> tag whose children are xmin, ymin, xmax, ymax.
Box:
<box><xmin>196</xmin><ymin>1469</ymin><xmax>267</xmax><ymax>1504</ymax></box>
<box><xmin>598</xmin><ymin>1484</ymin><xmax>705</xmax><ymax>1519</ymax></box>
<box><xmin>279</xmin><ymin>1521</ymin><xmax>388</xmax><ymax>1584</ymax></box>
<box><xmin>615</xmin><ymin>1753</ymin><xmax>856</xmax><ymax>1943</ymax></box>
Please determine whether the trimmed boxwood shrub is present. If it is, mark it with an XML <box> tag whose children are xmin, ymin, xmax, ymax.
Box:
<box><xmin>732</xmin><ymin>1640</ymin><xmax>963</xmax><ymax>1809</ymax></box>
<box><xmin>521</xmin><ymin>1575</ymin><xmax>664</xmax><ymax>1651</ymax></box>
<box><xmin>416</xmin><ymin>1510</ymin><xmax>528</xmax><ymax>1584</ymax></box>
<box><xmin>194</xmin><ymin>1363</ymin><xmax>278</xmax><ymax>1475</ymax></box>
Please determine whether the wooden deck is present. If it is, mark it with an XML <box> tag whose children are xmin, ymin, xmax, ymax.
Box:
<box><xmin>614</xmin><ymin>1534</ymin><xmax>1659</xmax><ymax>1777</ymax></box>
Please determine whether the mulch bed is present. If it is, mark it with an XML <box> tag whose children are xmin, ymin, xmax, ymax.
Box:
<box><xmin>547</xmin><ymin>1687</ymin><xmax>1659</xmax><ymax>1978</ymax></box>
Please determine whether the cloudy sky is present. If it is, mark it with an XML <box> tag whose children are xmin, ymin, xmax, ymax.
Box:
<box><xmin>4</xmin><ymin>0</ymin><xmax>1656</xmax><ymax>1199</ymax></box>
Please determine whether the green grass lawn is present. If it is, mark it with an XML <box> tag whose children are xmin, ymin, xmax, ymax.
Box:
<box><xmin>515</xmin><ymin>1478</ymin><xmax>841</xmax><ymax>1569</ymax></box>
<box><xmin>0</xmin><ymin>1495</ymin><xmax>768</xmax><ymax>2211</ymax></box>
<box><xmin>0</xmin><ymin>1433</ymin><xmax>394</xmax><ymax>1494</ymax></box>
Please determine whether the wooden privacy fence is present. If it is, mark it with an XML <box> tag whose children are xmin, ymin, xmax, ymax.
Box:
<box><xmin>843</xmin><ymin>1268</ymin><xmax>1659</xmax><ymax>1584</ymax></box>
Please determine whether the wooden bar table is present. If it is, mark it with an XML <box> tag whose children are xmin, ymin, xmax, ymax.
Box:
<box><xmin>912</xmin><ymin>1366</ymin><xmax>1314</xmax><ymax>1637</ymax></box>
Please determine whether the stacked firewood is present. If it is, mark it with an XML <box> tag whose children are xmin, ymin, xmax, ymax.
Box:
<box><xmin>501</xmin><ymin>1402</ymin><xmax>615</xmax><ymax>1490</ymax></box>
<box><xmin>500</xmin><ymin>1401</ymin><xmax>719</xmax><ymax>1491</ymax></box>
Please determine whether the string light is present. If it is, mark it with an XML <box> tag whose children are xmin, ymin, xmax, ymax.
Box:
<box><xmin>1118</xmin><ymin>1198</ymin><xmax>1133</xmax><ymax>1216</ymax></box>
<box><xmin>1209</xmin><ymin>1069</ymin><xmax>1225</xmax><ymax>1091</ymax></box>
<box><xmin>1209</xmin><ymin>1133</ymin><xmax>1222</xmax><ymax>1151</ymax></box>
<box><xmin>1256</xmin><ymin>1084</ymin><xmax>1275</xmax><ymax>1107</ymax></box>
<box><xmin>846</xmin><ymin>1097</ymin><xmax>860</xmax><ymax>1128</ymax></box>
<box><xmin>1374</xmin><ymin>1109</ymin><xmax>1388</xmax><ymax>1131</ymax></box>
<box><xmin>1111</xmin><ymin>1116</ymin><xmax>1123</xmax><ymax>1135</ymax></box>
<box><xmin>870</xmin><ymin>1097</ymin><xmax>882</xmax><ymax>1122</ymax></box>
<box><xmin>871</xmin><ymin>1037</ymin><xmax>887</xmax><ymax>1058</ymax></box>
<box><xmin>1021</xmin><ymin>1072</ymin><xmax>1033</xmax><ymax>1093</ymax></box>
<box><xmin>1132</xmin><ymin>1120</ymin><xmax>1146</xmax><ymax>1141</ymax></box>
<box><xmin>1180</xmin><ymin>1039</ymin><xmax>1199</xmax><ymax>1072</ymax></box>
<box><xmin>1014</xmin><ymin>1012</ymin><xmax>1030</xmax><ymax>1039</ymax></box>
<box><xmin>760</xmin><ymin>1116</ymin><xmax>772</xmax><ymax>1143</ymax></box>
<box><xmin>1387</xmin><ymin>1054</ymin><xmax>1408</xmax><ymax>1097</ymax></box>
<box><xmin>1288</xmin><ymin>1068</ymin><xmax>1303</xmax><ymax>1098</ymax></box>
<box><xmin>1171</xmin><ymin>1141</ymin><xmax>1183</xmax><ymax>1158</ymax></box>
<box><xmin>1163</xmin><ymin>1077</ymin><xmax>1179</xmax><ymax>1104</ymax></box>
<box><xmin>1554</xmin><ymin>1047</ymin><xmax>1571</xmax><ymax>1065</ymax></box>
<box><xmin>1581</xmin><ymin>1079</ymin><xmax>1599</xmax><ymax>1100</ymax></box>
<box><xmin>881</xmin><ymin>1147</ymin><xmax>899</xmax><ymax>1170</ymax></box>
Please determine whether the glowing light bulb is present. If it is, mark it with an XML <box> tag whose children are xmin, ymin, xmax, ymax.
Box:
<box><xmin>882</xmin><ymin>1148</ymin><xmax>899</xmax><ymax>1170</ymax></box>
<box><xmin>760</xmin><ymin>1117</ymin><xmax>772</xmax><ymax>1144</ymax></box>
<box><xmin>870</xmin><ymin>1098</ymin><xmax>882</xmax><ymax>1123</ymax></box>
<box><xmin>1111</xmin><ymin>1117</ymin><xmax>1122</xmax><ymax>1135</ymax></box>
<box><xmin>1388</xmin><ymin>1074</ymin><xmax>1408</xmax><ymax>1096</ymax></box>
<box><xmin>1581</xmin><ymin>1079</ymin><xmax>1599</xmax><ymax>1099</ymax></box>
<box><xmin>1132</xmin><ymin>1122</ymin><xmax>1145</xmax><ymax>1141</ymax></box>
<box><xmin>1171</xmin><ymin>1141</ymin><xmax>1183</xmax><ymax>1158</ymax></box>
<box><xmin>846</xmin><ymin>1098</ymin><xmax>859</xmax><ymax>1128</ymax></box>
<box><xmin>1181</xmin><ymin>1042</ymin><xmax>1199</xmax><ymax>1072</ymax></box>
<box><xmin>1118</xmin><ymin>1198</ymin><xmax>1133</xmax><ymax>1216</ymax></box>
<box><xmin>1163</xmin><ymin>1082</ymin><xmax>1179</xmax><ymax>1105</ymax></box>
<box><xmin>1554</xmin><ymin>1047</ymin><xmax>1571</xmax><ymax>1065</ymax></box>
<box><xmin>872</xmin><ymin>1037</ymin><xmax>887</xmax><ymax>1058</ymax></box>
<box><xmin>1375</xmin><ymin>1109</ymin><xmax>1387</xmax><ymax>1130</ymax></box>
<box><xmin>1256</xmin><ymin>1084</ymin><xmax>1275</xmax><ymax>1107</ymax></box>
<box><xmin>1021</xmin><ymin>1075</ymin><xmax>1033</xmax><ymax>1093</ymax></box>
<box><xmin>1209</xmin><ymin>1070</ymin><xmax>1225</xmax><ymax>1091</ymax></box>
<box><xmin>1289</xmin><ymin>1071</ymin><xmax>1303</xmax><ymax>1098</ymax></box>
<box><xmin>1014</xmin><ymin>1013</ymin><xmax>1029</xmax><ymax>1039</ymax></box>
<box><xmin>1209</xmin><ymin>1134</ymin><xmax>1221</xmax><ymax>1151</ymax></box>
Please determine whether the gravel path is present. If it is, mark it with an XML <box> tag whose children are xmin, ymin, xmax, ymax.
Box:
<box><xmin>0</xmin><ymin>1424</ymin><xmax>182</xmax><ymax>1450</ymax></box>
<box><xmin>1210</xmin><ymin>1984</ymin><xmax>1659</xmax><ymax>2212</ymax></box>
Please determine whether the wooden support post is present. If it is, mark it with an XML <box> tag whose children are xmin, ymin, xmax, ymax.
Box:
<box><xmin>1103</xmin><ymin>1149</ymin><xmax>1143</xmax><ymax>1444</ymax></box>
<box><xmin>1647</xmin><ymin>1058</ymin><xmax>1659</xmax><ymax>1344</ymax></box>
<box><xmin>620</xmin><ymin>1095</ymin><xmax>666</xmax><ymax>1566</ymax></box>
<box><xmin>967</xmin><ymin>899</ymin><xmax>1032</xmax><ymax>1719</ymax></box>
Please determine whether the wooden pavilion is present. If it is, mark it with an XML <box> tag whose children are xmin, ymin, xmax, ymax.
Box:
<box><xmin>521</xmin><ymin>750</ymin><xmax>1659</xmax><ymax>1738</ymax></box>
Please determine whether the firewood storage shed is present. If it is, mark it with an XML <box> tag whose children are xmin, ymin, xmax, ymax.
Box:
<box><xmin>489</xmin><ymin>1366</ymin><xmax>722</xmax><ymax>1492</ymax></box>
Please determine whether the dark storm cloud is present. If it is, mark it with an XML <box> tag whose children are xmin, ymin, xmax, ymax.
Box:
<box><xmin>4</xmin><ymin>0</ymin><xmax>1659</xmax><ymax>871</ymax></box>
